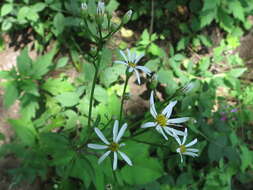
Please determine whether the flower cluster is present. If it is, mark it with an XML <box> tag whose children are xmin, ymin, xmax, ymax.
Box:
<box><xmin>86</xmin><ymin>1</ymin><xmax>199</xmax><ymax>171</ymax></box>
<box><xmin>141</xmin><ymin>91</ymin><xmax>199</xmax><ymax>162</ymax></box>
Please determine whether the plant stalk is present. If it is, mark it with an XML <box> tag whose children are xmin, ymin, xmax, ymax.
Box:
<box><xmin>119</xmin><ymin>73</ymin><xmax>130</xmax><ymax>125</ymax></box>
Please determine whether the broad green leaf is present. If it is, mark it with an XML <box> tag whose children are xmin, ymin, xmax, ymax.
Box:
<box><xmin>121</xmin><ymin>158</ymin><xmax>163</xmax><ymax>185</ymax></box>
<box><xmin>100</xmin><ymin>47</ymin><xmax>112</xmax><ymax>69</ymax></box>
<box><xmin>3</xmin><ymin>81</ymin><xmax>19</xmax><ymax>108</ymax></box>
<box><xmin>32</xmin><ymin>2</ymin><xmax>46</xmax><ymax>12</ymax></box>
<box><xmin>228</xmin><ymin>1</ymin><xmax>244</xmax><ymax>21</ymax></box>
<box><xmin>17</xmin><ymin>6</ymin><xmax>30</xmax><ymax>23</ymax></box>
<box><xmin>157</xmin><ymin>69</ymin><xmax>174</xmax><ymax>84</ymax></box>
<box><xmin>9</xmin><ymin>119</ymin><xmax>37</xmax><ymax>145</ymax></box>
<box><xmin>20</xmin><ymin>79</ymin><xmax>39</xmax><ymax>96</ymax></box>
<box><xmin>100</xmin><ymin>65</ymin><xmax>125</xmax><ymax>87</ymax></box>
<box><xmin>53</xmin><ymin>13</ymin><xmax>65</xmax><ymax>35</ymax></box>
<box><xmin>1</xmin><ymin>4</ymin><xmax>13</xmax><ymax>16</ymax></box>
<box><xmin>1</xmin><ymin>19</ymin><xmax>12</xmax><ymax>31</ymax></box>
<box><xmin>17</xmin><ymin>47</ymin><xmax>33</xmax><ymax>76</ymax></box>
<box><xmin>200</xmin><ymin>10</ymin><xmax>216</xmax><ymax>28</ymax></box>
<box><xmin>31</xmin><ymin>48</ymin><xmax>57</xmax><ymax>79</ymax></box>
<box><xmin>226</xmin><ymin>68</ymin><xmax>247</xmax><ymax>78</ymax></box>
<box><xmin>56</xmin><ymin>57</ymin><xmax>69</xmax><ymax>68</ymax></box>
<box><xmin>55</xmin><ymin>92</ymin><xmax>80</xmax><ymax>107</ymax></box>
<box><xmin>94</xmin><ymin>85</ymin><xmax>108</xmax><ymax>103</ymax></box>
<box><xmin>42</xmin><ymin>77</ymin><xmax>74</xmax><ymax>95</ymax></box>
<box><xmin>106</xmin><ymin>0</ymin><xmax>119</xmax><ymax>13</ymax></box>
<box><xmin>218</xmin><ymin>8</ymin><xmax>234</xmax><ymax>33</ymax></box>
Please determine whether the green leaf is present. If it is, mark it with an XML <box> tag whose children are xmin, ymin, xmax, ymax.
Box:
<box><xmin>3</xmin><ymin>81</ymin><xmax>19</xmax><ymax>108</ymax></box>
<box><xmin>157</xmin><ymin>69</ymin><xmax>174</xmax><ymax>84</ymax></box>
<box><xmin>17</xmin><ymin>6</ymin><xmax>30</xmax><ymax>23</ymax></box>
<box><xmin>100</xmin><ymin>65</ymin><xmax>125</xmax><ymax>87</ymax></box>
<box><xmin>94</xmin><ymin>85</ymin><xmax>108</xmax><ymax>103</ymax></box>
<box><xmin>228</xmin><ymin>1</ymin><xmax>245</xmax><ymax>21</ymax></box>
<box><xmin>218</xmin><ymin>8</ymin><xmax>234</xmax><ymax>33</ymax></box>
<box><xmin>200</xmin><ymin>10</ymin><xmax>216</xmax><ymax>28</ymax></box>
<box><xmin>9</xmin><ymin>119</ymin><xmax>37</xmax><ymax>145</ymax></box>
<box><xmin>121</xmin><ymin>158</ymin><xmax>163</xmax><ymax>185</ymax></box>
<box><xmin>100</xmin><ymin>47</ymin><xmax>112</xmax><ymax>70</ymax></box>
<box><xmin>106</xmin><ymin>0</ymin><xmax>119</xmax><ymax>13</ymax></box>
<box><xmin>240</xmin><ymin>146</ymin><xmax>253</xmax><ymax>172</ymax></box>
<box><xmin>226</xmin><ymin>68</ymin><xmax>247</xmax><ymax>78</ymax></box>
<box><xmin>53</xmin><ymin>13</ymin><xmax>65</xmax><ymax>35</ymax></box>
<box><xmin>20</xmin><ymin>80</ymin><xmax>39</xmax><ymax>96</ymax></box>
<box><xmin>1</xmin><ymin>19</ymin><xmax>12</xmax><ymax>31</ymax></box>
<box><xmin>55</xmin><ymin>92</ymin><xmax>80</xmax><ymax>107</ymax></box>
<box><xmin>56</xmin><ymin>57</ymin><xmax>69</xmax><ymax>68</ymax></box>
<box><xmin>17</xmin><ymin>47</ymin><xmax>33</xmax><ymax>76</ymax></box>
<box><xmin>177</xmin><ymin>37</ymin><xmax>190</xmax><ymax>51</ymax></box>
<box><xmin>1</xmin><ymin>4</ymin><xmax>13</xmax><ymax>16</ymax></box>
<box><xmin>42</xmin><ymin>77</ymin><xmax>74</xmax><ymax>95</ymax></box>
<box><xmin>32</xmin><ymin>2</ymin><xmax>46</xmax><ymax>12</ymax></box>
<box><xmin>31</xmin><ymin>48</ymin><xmax>57</xmax><ymax>79</ymax></box>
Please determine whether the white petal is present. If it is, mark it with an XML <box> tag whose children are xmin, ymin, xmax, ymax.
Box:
<box><xmin>134</xmin><ymin>69</ymin><xmax>141</xmax><ymax>85</ymax></box>
<box><xmin>136</xmin><ymin>66</ymin><xmax>151</xmax><ymax>75</ymax></box>
<box><xmin>118</xmin><ymin>151</ymin><xmax>132</xmax><ymax>166</ymax></box>
<box><xmin>183</xmin><ymin>151</ymin><xmax>198</xmax><ymax>157</ymax></box>
<box><xmin>185</xmin><ymin>138</ymin><xmax>197</xmax><ymax>148</ymax></box>
<box><xmin>173</xmin><ymin>135</ymin><xmax>182</xmax><ymax>145</ymax></box>
<box><xmin>169</xmin><ymin>128</ymin><xmax>185</xmax><ymax>136</ymax></box>
<box><xmin>113</xmin><ymin>152</ymin><xmax>118</xmax><ymax>170</ymax></box>
<box><xmin>113</xmin><ymin>120</ymin><xmax>119</xmax><ymax>142</ymax></box>
<box><xmin>176</xmin><ymin>148</ymin><xmax>181</xmax><ymax>153</ymax></box>
<box><xmin>127</xmin><ymin>49</ymin><xmax>131</xmax><ymax>62</ymax></box>
<box><xmin>134</xmin><ymin>53</ymin><xmax>144</xmax><ymax>64</ymax></box>
<box><xmin>186</xmin><ymin>148</ymin><xmax>199</xmax><ymax>152</ymax></box>
<box><xmin>128</xmin><ymin>67</ymin><xmax>134</xmax><ymax>72</ymax></box>
<box><xmin>94</xmin><ymin>128</ymin><xmax>110</xmax><ymax>145</ymax></box>
<box><xmin>182</xmin><ymin>128</ymin><xmax>188</xmax><ymax>145</ymax></box>
<box><xmin>120</xmin><ymin>50</ymin><xmax>128</xmax><ymax>62</ymax></box>
<box><xmin>115</xmin><ymin>60</ymin><xmax>128</xmax><ymax>65</ymax></box>
<box><xmin>115</xmin><ymin>123</ymin><xmax>127</xmax><ymax>143</ymax></box>
<box><xmin>141</xmin><ymin>122</ymin><xmax>156</xmax><ymax>128</ymax></box>
<box><xmin>87</xmin><ymin>144</ymin><xmax>108</xmax><ymax>150</ymax></box>
<box><xmin>162</xmin><ymin>101</ymin><xmax>177</xmax><ymax>118</ymax></box>
<box><xmin>156</xmin><ymin>126</ymin><xmax>168</xmax><ymax>140</ymax></box>
<box><xmin>131</xmin><ymin>51</ymin><xmax>136</xmax><ymax>63</ymax></box>
<box><xmin>163</xmin><ymin>127</ymin><xmax>174</xmax><ymax>137</ymax></box>
<box><xmin>98</xmin><ymin>150</ymin><xmax>111</xmax><ymax>164</ymax></box>
<box><xmin>150</xmin><ymin>91</ymin><xmax>157</xmax><ymax>118</ymax></box>
<box><xmin>168</xmin><ymin>117</ymin><xmax>190</xmax><ymax>124</ymax></box>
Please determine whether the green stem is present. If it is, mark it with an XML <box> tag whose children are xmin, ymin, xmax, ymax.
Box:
<box><xmin>88</xmin><ymin>66</ymin><xmax>99</xmax><ymax>128</ymax></box>
<box><xmin>119</xmin><ymin>73</ymin><xmax>130</xmax><ymax>125</ymax></box>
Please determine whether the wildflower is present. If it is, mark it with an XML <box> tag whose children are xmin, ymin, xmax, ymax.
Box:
<box><xmin>115</xmin><ymin>49</ymin><xmax>151</xmax><ymax>84</ymax></box>
<box><xmin>174</xmin><ymin>128</ymin><xmax>199</xmax><ymax>163</ymax></box>
<box><xmin>97</xmin><ymin>1</ymin><xmax>105</xmax><ymax>15</ymax></box>
<box><xmin>141</xmin><ymin>91</ymin><xmax>189</xmax><ymax>140</ymax></box>
<box><xmin>81</xmin><ymin>2</ymin><xmax>87</xmax><ymax>10</ymax></box>
<box><xmin>230</xmin><ymin>108</ymin><xmax>238</xmax><ymax>113</ymax></box>
<box><xmin>87</xmin><ymin>120</ymin><xmax>132</xmax><ymax>170</ymax></box>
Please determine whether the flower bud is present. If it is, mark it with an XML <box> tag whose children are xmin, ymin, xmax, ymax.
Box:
<box><xmin>182</xmin><ymin>82</ymin><xmax>195</xmax><ymax>93</ymax></box>
<box><xmin>97</xmin><ymin>1</ymin><xmax>105</xmax><ymax>15</ymax></box>
<box><xmin>122</xmin><ymin>10</ymin><xmax>133</xmax><ymax>24</ymax></box>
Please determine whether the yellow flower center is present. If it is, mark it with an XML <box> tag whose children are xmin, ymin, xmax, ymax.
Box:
<box><xmin>156</xmin><ymin>114</ymin><xmax>167</xmax><ymax>127</ymax></box>
<box><xmin>179</xmin><ymin>145</ymin><xmax>186</xmax><ymax>153</ymax></box>
<box><xmin>109</xmin><ymin>142</ymin><xmax>119</xmax><ymax>152</ymax></box>
<box><xmin>128</xmin><ymin>62</ymin><xmax>136</xmax><ymax>67</ymax></box>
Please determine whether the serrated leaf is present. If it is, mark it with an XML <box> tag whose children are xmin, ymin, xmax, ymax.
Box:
<box><xmin>240</xmin><ymin>146</ymin><xmax>253</xmax><ymax>172</ymax></box>
<box><xmin>9</xmin><ymin>119</ymin><xmax>37</xmax><ymax>145</ymax></box>
<box><xmin>31</xmin><ymin>48</ymin><xmax>57</xmax><ymax>79</ymax></box>
<box><xmin>42</xmin><ymin>77</ymin><xmax>74</xmax><ymax>95</ymax></box>
<box><xmin>229</xmin><ymin>1</ymin><xmax>244</xmax><ymax>21</ymax></box>
<box><xmin>3</xmin><ymin>81</ymin><xmax>19</xmax><ymax>108</ymax></box>
<box><xmin>200</xmin><ymin>10</ymin><xmax>216</xmax><ymax>28</ymax></box>
<box><xmin>17</xmin><ymin>47</ymin><xmax>33</xmax><ymax>76</ymax></box>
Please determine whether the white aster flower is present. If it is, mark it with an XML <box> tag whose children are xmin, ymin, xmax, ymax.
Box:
<box><xmin>87</xmin><ymin>120</ymin><xmax>132</xmax><ymax>170</ymax></box>
<box><xmin>97</xmin><ymin>1</ymin><xmax>105</xmax><ymax>15</ymax></box>
<box><xmin>175</xmin><ymin>128</ymin><xmax>199</xmax><ymax>163</ymax></box>
<box><xmin>141</xmin><ymin>91</ymin><xmax>189</xmax><ymax>140</ymax></box>
<box><xmin>115</xmin><ymin>48</ymin><xmax>151</xmax><ymax>85</ymax></box>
